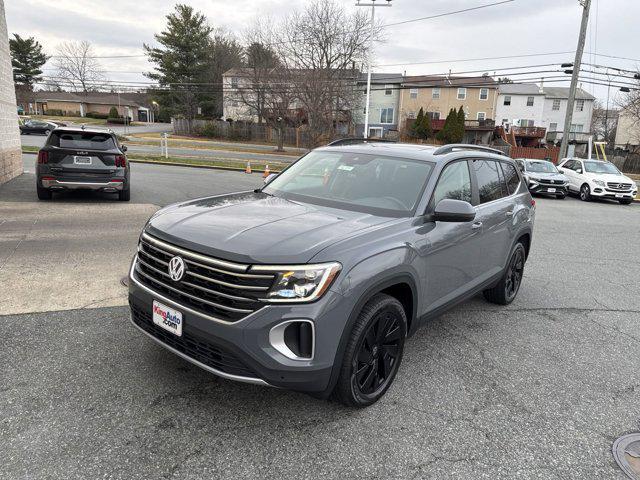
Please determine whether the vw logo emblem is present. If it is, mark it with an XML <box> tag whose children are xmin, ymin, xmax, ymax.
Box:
<box><xmin>168</xmin><ymin>256</ymin><xmax>186</xmax><ymax>281</ymax></box>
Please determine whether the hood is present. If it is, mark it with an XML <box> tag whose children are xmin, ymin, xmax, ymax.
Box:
<box><xmin>527</xmin><ymin>171</ymin><xmax>567</xmax><ymax>181</ymax></box>
<box><xmin>585</xmin><ymin>172</ymin><xmax>635</xmax><ymax>184</ymax></box>
<box><xmin>145</xmin><ymin>192</ymin><xmax>396</xmax><ymax>264</ymax></box>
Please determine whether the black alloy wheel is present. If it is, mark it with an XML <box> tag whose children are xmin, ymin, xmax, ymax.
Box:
<box><xmin>353</xmin><ymin>310</ymin><xmax>402</xmax><ymax>397</ymax></box>
<box><xmin>580</xmin><ymin>184</ymin><xmax>591</xmax><ymax>201</ymax></box>
<box><xmin>504</xmin><ymin>246</ymin><xmax>525</xmax><ymax>302</ymax></box>
<box><xmin>334</xmin><ymin>293</ymin><xmax>407</xmax><ymax>407</ymax></box>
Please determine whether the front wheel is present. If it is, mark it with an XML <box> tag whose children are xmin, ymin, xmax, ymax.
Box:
<box><xmin>483</xmin><ymin>242</ymin><xmax>526</xmax><ymax>305</ymax></box>
<box><xmin>37</xmin><ymin>184</ymin><xmax>52</xmax><ymax>200</ymax></box>
<box><xmin>333</xmin><ymin>293</ymin><xmax>407</xmax><ymax>407</ymax></box>
<box><xmin>579</xmin><ymin>184</ymin><xmax>591</xmax><ymax>201</ymax></box>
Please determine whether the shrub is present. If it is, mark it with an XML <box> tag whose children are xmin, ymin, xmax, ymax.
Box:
<box><xmin>199</xmin><ymin>122</ymin><xmax>219</xmax><ymax>138</ymax></box>
<box><xmin>106</xmin><ymin>117</ymin><xmax>126</xmax><ymax>124</ymax></box>
<box><xmin>45</xmin><ymin>109</ymin><xmax>64</xmax><ymax>116</ymax></box>
<box><xmin>108</xmin><ymin>106</ymin><xmax>119</xmax><ymax>119</ymax></box>
<box><xmin>85</xmin><ymin>112</ymin><xmax>109</xmax><ymax>119</ymax></box>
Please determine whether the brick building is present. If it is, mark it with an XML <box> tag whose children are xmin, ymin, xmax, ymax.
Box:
<box><xmin>0</xmin><ymin>1</ymin><xmax>21</xmax><ymax>186</ymax></box>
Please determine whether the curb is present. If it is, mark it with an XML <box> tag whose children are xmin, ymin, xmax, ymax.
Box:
<box><xmin>22</xmin><ymin>150</ymin><xmax>280</xmax><ymax>174</ymax></box>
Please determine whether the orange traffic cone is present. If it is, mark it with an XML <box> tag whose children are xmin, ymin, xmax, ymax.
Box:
<box><xmin>245</xmin><ymin>161</ymin><xmax>252</xmax><ymax>174</ymax></box>
<box><xmin>263</xmin><ymin>164</ymin><xmax>270</xmax><ymax>178</ymax></box>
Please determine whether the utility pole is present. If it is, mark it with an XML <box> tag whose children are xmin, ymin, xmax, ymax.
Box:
<box><xmin>559</xmin><ymin>0</ymin><xmax>591</xmax><ymax>159</ymax></box>
<box><xmin>356</xmin><ymin>0</ymin><xmax>392</xmax><ymax>139</ymax></box>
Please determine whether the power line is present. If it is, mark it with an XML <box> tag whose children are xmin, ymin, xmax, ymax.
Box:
<box><xmin>375</xmin><ymin>51</ymin><xmax>575</xmax><ymax>67</ymax></box>
<box><xmin>384</xmin><ymin>0</ymin><xmax>515</xmax><ymax>27</ymax></box>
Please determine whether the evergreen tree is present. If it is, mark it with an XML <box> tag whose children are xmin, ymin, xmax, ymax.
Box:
<box><xmin>108</xmin><ymin>106</ymin><xmax>119</xmax><ymax>119</ymax></box>
<box><xmin>421</xmin><ymin>112</ymin><xmax>433</xmax><ymax>139</ymax></box>
<box><xmin>9</xmin><ymin>34</ymin><xmax>48</xmax><ymax>87</ymax></box>
<box><xmin>145</xmin><ymin>4</ymin><xmax>214</xmax><ymax>130</ymax></box>
<box><xmin>412</xmin><ymin>107</ymin><xmax>425</xmax><ymax>138</ymax></box>
<box><xmin>454</xmin><ymin>106</ymin><xmax>466</xmax><ymax>143</ymax></box>
<box><xmin>436</xmin><ymin>108</ymin><xmax>456</xmax><ymax>143</ymax></box>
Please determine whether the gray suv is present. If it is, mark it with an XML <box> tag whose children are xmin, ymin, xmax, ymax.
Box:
<box><xmin>128</xmin><ymin>143</ymin><xmax>535</xmax><ymax>407</ymax></box>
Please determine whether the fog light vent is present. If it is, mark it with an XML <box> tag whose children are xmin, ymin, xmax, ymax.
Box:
<box><xmin>269</xmin><ymin>320</ymin><xmax>314</xmax><ymax>360</ymax></box>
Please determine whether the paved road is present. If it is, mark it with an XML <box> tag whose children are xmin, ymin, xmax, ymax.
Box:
<box><xmin>1</xmin><ymin>161</ymin><xmax>639</xmax><ymax>479</ymax></box>
<box><xmin>21</xmin><ymin>132</ymin><xmax>298</xmax><ymax>163</ymax></box>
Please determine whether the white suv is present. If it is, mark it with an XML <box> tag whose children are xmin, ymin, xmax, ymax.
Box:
<box><xmin>557</xmin><ymin>158</ymin><xmax>637</xmax><ymax>205</ymax></box>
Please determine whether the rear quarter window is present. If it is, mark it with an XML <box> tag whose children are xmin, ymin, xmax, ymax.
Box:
<box><xmin>48</xmin><ymin>132</ymin><xmax>117</xmax><ymax>151</ymax></box>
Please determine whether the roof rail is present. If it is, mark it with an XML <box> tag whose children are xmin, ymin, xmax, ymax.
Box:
<box><xmin>326</xmin><ymin>137</ymin><xmax>397</xmax><ymax>147</ymax></box>
<box><xmin>433</xmin><ymin>144</ymin><xmax>508</xmax><ymax>157</ymax></box>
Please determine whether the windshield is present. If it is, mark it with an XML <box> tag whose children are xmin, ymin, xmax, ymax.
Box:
<box><xmin>263</xmin><ymin>150</ymin><xmax>434</xmax><ymax>217</ymax></box>
<box><xmin>526</xmin><ymin>160</ymin><xmax>557</xmax><ymax>173</ymax></box>
<box><xmin>584</xmin><ymin>161</ymin><xmax>620</xmax><ymax>175</ymax></box>
<box><xmin>48</xmin><ymin>131</ymin><xmax>117</xmax><ymax>151</ymax></box>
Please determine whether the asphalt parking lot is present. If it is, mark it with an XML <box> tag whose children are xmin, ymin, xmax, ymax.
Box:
<box><xmin>1</xmin><ymin>157</ymin><xmax>639</xmax><ymax>479</ymax></box>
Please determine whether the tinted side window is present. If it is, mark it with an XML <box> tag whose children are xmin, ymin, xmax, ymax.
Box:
<box><xmin>473</xmin><ymin>160</ymin><xmax>506</xmax><ymax>204</ymax></box>
<box><xmin>501</xmin><ymin>162</ymin><xmax>521</xmax><ymax>194</ymax></box>
<box><xmin>432</xmin><ymin>161</ymin><xmax>472</xmax><ymax>206</ymax></box>
<box><xmin>563</xmin><ymin>160</ymin><xmax>575</xmax><ymax>170</ymax></box>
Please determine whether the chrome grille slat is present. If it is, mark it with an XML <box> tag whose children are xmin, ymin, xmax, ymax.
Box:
<box><xmin>134</xmin><ymin>234</ymin><xmax>276</xmax><ymax>323</ymax></box>
<box><xmin>134</xmin><ymin>265</ymin><xmax>254</xmax><ymax>314</ymax></box>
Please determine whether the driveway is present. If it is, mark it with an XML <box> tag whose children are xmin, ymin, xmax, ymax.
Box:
<box><xmin>1</xmin><ymin>161</ymin><xmax>639</xmax><ymax>479</ymax></box>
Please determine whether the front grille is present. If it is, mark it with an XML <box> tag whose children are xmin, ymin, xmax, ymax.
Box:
<box><xmin>606</xmin><ymin>182</ymin><xmax>633</xmax><ymax>191</ymax></box>
<box><xmin>131</xmin><ymin>303</ymin><xmax>259</xmax><ymax>378</ymax></box>
<box><xmin>133</xmin><ymin>233</ymin><xmax>276</xmax><ymax>323</ymax></box>
<box><xmin>538</xmin><ymin>179</ymin><xmax>564</xmax><ymax>185</ymax></box>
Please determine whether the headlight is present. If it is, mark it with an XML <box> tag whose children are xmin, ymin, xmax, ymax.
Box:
<box><xmin>593</xmin><ymin>180</ymin><xmax>605</xmax><ymax>187</ymax></box>
<box><xmin>251</xmin><ymin>262</ymin><xmax>341</xmax><ymax>302</ymax></box>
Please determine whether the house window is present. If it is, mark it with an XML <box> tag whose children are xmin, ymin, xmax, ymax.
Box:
<box><xmin>502</xmin><ymin>118</ymin><xmax>509</xmax><ymax>124</ymax></box>
<box><xmin>503</xmin><ymin>96</ymin><xmax>511</xmax><ymax>106</ymax></box>
<box><xmin>428</xmin><ymin>111</ymin><xmax>440</xmax><ymax>120</ymax></box>
<box><xmin>432</xmin><ymin>87</ymin><xmax>440</xmax><ymax>99</ymax></box>
<box><xmin>527</xmin><ymin>96</ymin><xmax>534</xmax><ymax>107</ymax></box>
<box><xmin>457</xmin><ymin>88</ymin><xmax>467</xmax><ymax>100</ymax></box>
<box><xmin>479</xmin><ymin>88</ymin><xmax>488</xmax><ymax>100</ymax></box>
<box><xmin>552</xmin><ymin>99</ymin><xmax>561</xmax><ymax>110</ymax></box>
<box><xmin>570</xmin><ymin>124</ymin><xmax>583</xmax><ymax>133</ymax></box>
<box><xmin>576</xmin><ymin>99</ymin><xmax>585</xmax><ymax>111</ymax></box>
<box><xmin>410</xmin><ymin>88</ymin><xmax>418</xmax><ymax>99</ymax></box>
<box><xmin>477</xmin><ymin>112</ymin><xmax>486</xmax><ymax>121</ymax></box>
<box><xmin>384</xmin><ymin>84</ymin><xmax>393</xmax><ymax>96</ymax></box>
<box><xmin>549</xmin><ymin>122</ymin><xmax>557</xmax><ymax>131</ymax></box>
<box><xmin>231</xmin><ymin>77</ymin><xmax>238</xmax><ymax>88</ymax></box>
<box><xmin>380</xmin><ymin>107</ymin><xmax>394</xmax><ymax>124</ymax></box>
<box><xmin>408</xmin><ymin>111</ymin><xmax>416</xmax><ymax>119</ymax></box>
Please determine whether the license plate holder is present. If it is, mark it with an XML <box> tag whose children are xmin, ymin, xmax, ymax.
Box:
<box><xmin>547</xmin><ymin>188</ymin><xmax>556</xmax><ymax>193</ymax></box>
<box><xmin>615</xmin><ymin>193</ymin><xmax>624</xmax><ymax>198</ymax></box>
<box><xmin>152</xmin><ymin>300</ymin><xmax>183</xmax><ymax>336</ymax></box>
<box><xmin>74</xmin><ymin>156</ymin><xmax>92</xmax><ymax>165</ymax></box>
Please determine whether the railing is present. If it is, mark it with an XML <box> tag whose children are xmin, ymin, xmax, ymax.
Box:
<box><xmin>510</xmin><ymin>126</ymin><xmax>546</xmax><ymax>137</ymax></box>
<box><xmin>464</xmin><ymin>119</ymin><xmax>495</xmax><ymax>129</ymax></box>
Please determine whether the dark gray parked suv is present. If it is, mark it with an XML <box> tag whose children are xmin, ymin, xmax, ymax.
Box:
<box><xmin>36</xmin><ymin>126</ymin><xmax>130</xmax><ymax>201</ymax></box>
<box><xmin>128</xmin><ymin>143</ymin><xmax>535</xmax><ymax>407</ymax></box>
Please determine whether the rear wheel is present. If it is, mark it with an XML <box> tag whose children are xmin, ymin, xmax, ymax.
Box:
<box><xmin>118</xmin><ymin>187</ymin><xmax>131</xmax><ymax>201</ymax></box>
<box><xmin>37</xmin><ymin>184</ymin><xmax>52</xmax><ymax>200</ymax></box>
<box><xmin>579</xmin><ymin>184</ymin><xmax>591</xmax><ymax>201</ymax></box>
<box><xmin>483</xmin><ymin>242</ymin><xmax>526</xmax><ymax>305</ymax></box>
<box><xmin>334</xmin><ymin>293</ymin><xmax>407</xmax><ymax>407</ymax></box>
<box><xmin>619</xmin><ymin>199</ymin><xmax>633</xmax><ymax>205</ymax></box>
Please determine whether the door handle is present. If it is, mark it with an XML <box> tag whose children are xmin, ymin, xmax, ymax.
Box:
<box><xmin>506</xmin><ymin>210</ymin><xmax>514</xmax><ymax>217</ymax></box>
<box><xmin>471</xmin><ymin>221</ymin><xmax>483</xmax><ymax>230</ymax></box>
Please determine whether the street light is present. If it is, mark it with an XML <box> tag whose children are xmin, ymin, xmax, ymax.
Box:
<box><xmin>356</xmin><ymin>0</ymin><xmax>392</xmax><ymax>139</ymax></box>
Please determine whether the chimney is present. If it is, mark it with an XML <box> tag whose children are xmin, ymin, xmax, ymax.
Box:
<box><xmin>539</xmin><ymin>77</ymin><xmax>544</xmax><ymax>93</ymax></box>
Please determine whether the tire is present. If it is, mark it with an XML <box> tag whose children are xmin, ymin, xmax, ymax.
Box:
<box><xmin>37</xmin><ymin>184</ymin><xmax>52</xmax><ymax>200</ymax></box>
<box><xmin>556</xmin><ymin>193</ymin><xmax>566</xmax><ymax>200</ymax></box>
<box><xmin>579</xmin><ymin>184</ymin><xmax>591</xmax><ymax>202</ymax></box>
<box><xmin>333</xmin><ymin>293</ymin><xmax>407</xmax><ymax>407</ymax></box>
<box><xmin>619</xmin><ymin>199</ymin><xmax>633</xmax><ymax>205</ymax></box>
<box><xmin>118</xmin><ymin>187</ymin><xmax>131</xmax><ymax>201</ymax></box>
<box><xmin>483</xmin><ymin>242</ymin><xmax>526</xmax><ymax>305</ymax></box>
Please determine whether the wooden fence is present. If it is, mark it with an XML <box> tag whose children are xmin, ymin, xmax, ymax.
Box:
<box><xmin>509</xmin><ymin>146</ymin><xmax>560</xmax><ymax>164</ymax></box>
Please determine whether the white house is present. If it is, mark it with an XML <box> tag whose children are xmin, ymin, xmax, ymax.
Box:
<box><xmin>541</xmin><ymin>87</ymin><xmax>595</xmax><ymax>143</ymax></box>
<box><xmin>615</xmin><ymin>108</ymin><xmax>640</xmax><ymax>149</ymax></box>
<box><xmin>353</xmin><ymin>73</ymin><xmax>403</xmax><ymax>138</ymax></box>
<box><xmin>495</xmin><ymin>83</ymin><xmax>545</xmax><ymax>128</ymax></box>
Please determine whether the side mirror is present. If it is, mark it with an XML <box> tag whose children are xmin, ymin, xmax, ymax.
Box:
<box><xmin>433</xmin><ymin>199</ymin><xmax>476</xmax><ymax>223</ymax></box>
<box><xmin>263</xmin><ymin>173</ymin><xmax>277</xmax><ymax>185</ymax></box>
<box><xmin>576</xmin><ymin>168</ymin><xmax>582</xmax><ymax>174</ymax></box>
<box><xmin>557</xmin><ymin>167</ymin><xmax>564</xmax><ymax>173</ymax></box>
<box><xmin>122</xmin><ymin>145</ymin><xmax>128</xmax><ymax>152</ymax></box>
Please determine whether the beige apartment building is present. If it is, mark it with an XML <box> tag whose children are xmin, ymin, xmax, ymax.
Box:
<box><xmin>398</xmin><ymin>75</ymin><xmax>499</xmax><ymax>138</ymax></box>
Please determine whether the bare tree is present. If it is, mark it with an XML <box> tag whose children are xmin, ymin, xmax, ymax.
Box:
<box><xmin>616</xmin><ymin>78</ymin><xmax>640</xmax><ymax>146</ymax></box>
<box><xmin>591</xmin><ymin>99</ymin><xmax>618</xmax><ymax>146</ymax></box>
<box><xmin>54</xmin><ymin>41</ymin><xmax>104</xmax><ymax>92</ymax></box>
<box><xmin>272</xmin><ymin>1</ymin><xmax>374</xmax><ymax>145</ymax></box>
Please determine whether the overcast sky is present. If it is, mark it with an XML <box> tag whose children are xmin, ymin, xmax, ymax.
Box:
<box><xmin>6</xmin><ymin>0</ymin><xmax>640</xmax><ymax>104</ymax></box>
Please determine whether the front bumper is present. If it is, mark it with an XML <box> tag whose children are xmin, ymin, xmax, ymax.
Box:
<box><xmin>128</xmin><ymin>257</ymin><xmax>344</xmax><ymax>393</ymax></box>
<box><xmin>528</xmin><ymin>182</ymin><xmax>567</xmax><ymax>195</ymax></box>
<box><xmin>41</xmin><ymin>178</ymin><xmax>125</xmax><ymax>191</ymax></box>
<box><xmin>589</xmin><ymin>185</ymin><xmax>637</xmax><ymax>200</ymax></box>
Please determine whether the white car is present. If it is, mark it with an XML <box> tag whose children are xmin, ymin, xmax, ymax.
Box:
<box><xmin>557</xmin><ymin>158</ymin><xmax>638</xmax><ymax>205</ymax></box>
